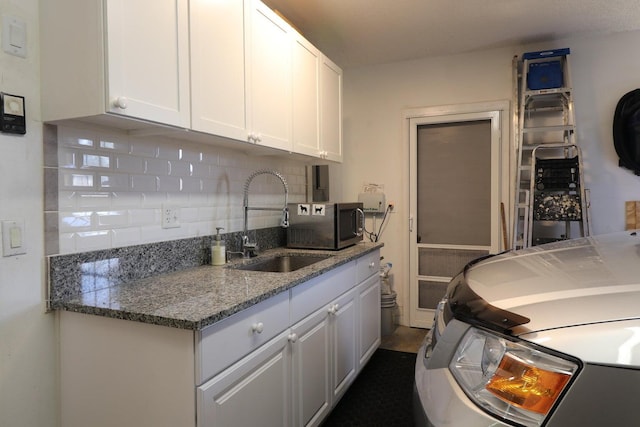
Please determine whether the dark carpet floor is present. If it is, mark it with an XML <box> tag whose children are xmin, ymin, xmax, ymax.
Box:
<box><xmin>322</xmin><ymin>348</ymin><xmax>417</xmax><ymax>427</ymax></box>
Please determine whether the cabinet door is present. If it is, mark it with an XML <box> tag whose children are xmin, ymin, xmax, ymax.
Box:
<box><xmin>331</xmin><ymin>288</ymin><xmax>357</xmax><ymax>402</ymax></box>
<box><xmin>197</xmin><ymin>331</ymin><xmax>291</xmax><ymax>427</ymax></box>
<box><xmin>291</xmin><ymin>306</ymin><xmax>331</xmax><ymax>427</ymax></box>
<box><xmin>292</xmin><ymin>34</ymin><xmax>322</xmax><ymax>158</ymax></box>
<box><xmin>245</xmin><ymin>0</ymin><xmax>292</xmax><ymax>151</ymax></box>
<box><xmin>358</xmin><ymin>274</ymin><xmax>381</xmax><ymax>368</ymax></box>
<box><xmin>105</xmin><ymin>0</ymin><xmax>190</xmax><ymax>128</ymax></box>
<box><xmin>190</xmin><ymin>0</ymin><xmax>248</xmax><ymax>141</ymax></box>
<box><xmin>320</xmin><ymin>55</ymin><xmax>343</xmax><ymax>162</ymax></box>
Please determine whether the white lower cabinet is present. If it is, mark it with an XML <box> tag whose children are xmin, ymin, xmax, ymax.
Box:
<box><xmin>197</xmin><ymin>251</ymin><xmax>380</xmax><ymax>427</ymax></box>
<box><xmin>290</xmin><ymin>301</ymin><xmax>331</xmax><ymax>426</ymax></box>
<box><xmin>358</xmin><ymin>274</ymin><xmax>382</xmax><ymax>368</ymax></box>
<box><xmin>330</xmin><ymin>288</ymin><xmax>358</xmax><ymax>403</ymax></box>
<box><xmin>197</xmin><ymin>330</ymin><xmax>292</xmax><ymax>427</ymax></box>
<box><xmin>58</xmin><ymin>250</ymin><xmax>380</xmax><ymax>427</ymax></box>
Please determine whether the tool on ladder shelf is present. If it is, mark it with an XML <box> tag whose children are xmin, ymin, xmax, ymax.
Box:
<box><xmin>512</xmin><ymin>48</ymin><xmax>591</xmax><ymax>249</ymax></box>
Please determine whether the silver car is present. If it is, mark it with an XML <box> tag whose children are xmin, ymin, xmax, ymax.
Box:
<box><xmin>414</xmin><ymin>231</ymin><xmax>640</xmax><ymax>427</ymax></box>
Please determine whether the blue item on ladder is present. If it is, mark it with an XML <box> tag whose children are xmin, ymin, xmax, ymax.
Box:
<box><xmin>522</xmin><ymin>48</ymin><xmax>570</xmax><ymax>60</ymax></box>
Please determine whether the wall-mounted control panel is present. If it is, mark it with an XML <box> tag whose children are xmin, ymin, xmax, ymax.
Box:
<box><xmin>358</xmin><ymin>192</ymin><xmax>386</xmax><ymax>213</ymax></box>
<box><xmin>0</xmin><ymin>92</ymin><xmax>26</xmax><ymax>134</ymax></box>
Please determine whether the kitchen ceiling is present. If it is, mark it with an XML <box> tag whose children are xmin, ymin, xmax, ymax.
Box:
<box><xmin>262</xmin><ymin>0</ymin><xmax>640</xmax><ymax>68</ymax></box>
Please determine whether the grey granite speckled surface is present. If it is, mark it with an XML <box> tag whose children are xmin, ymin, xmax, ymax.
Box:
<box><xmin>48</xmin><ymin>228</ymin><xmax>286</xmax><ymax>303</ymax></box>
<box><xmin>51</xmin><ymin>242</ymin><xmax>383</xmax><ymax>330</ymax></box>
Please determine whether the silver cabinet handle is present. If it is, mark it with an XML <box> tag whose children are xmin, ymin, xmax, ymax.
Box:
<box><xmin>251</xmin><ymin>322</ymin><xmax>264</xmax><ymax>334</ymax></box>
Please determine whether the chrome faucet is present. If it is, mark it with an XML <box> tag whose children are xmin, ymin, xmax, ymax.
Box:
<box><xmin>242</xmin><ymin>170</ymin><xmax>289</xmax><ymax>258</ymax></box>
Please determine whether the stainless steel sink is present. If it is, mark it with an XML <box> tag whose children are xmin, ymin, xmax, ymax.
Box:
<box><xmin>232</xmin><ymin>254</ymin><xmax>332</xmax><ymax>273</ymax></box>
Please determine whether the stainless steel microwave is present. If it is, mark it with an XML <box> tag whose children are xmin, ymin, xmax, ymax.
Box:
<box><xmin>287</xmin><ymin>202</ymin><xmax>364</xmax><ymax>250</ymax></box>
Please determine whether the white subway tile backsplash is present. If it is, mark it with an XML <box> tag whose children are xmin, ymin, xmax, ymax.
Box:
<box><xmin>58</xmin><ymin>127</ymin><xmax>96</xmax><ymax>148</ymax></box>
<box><xmin>112</xmin><ymin>192</ymin><xmax>143</xmax><ymax>208</ymax></box>
<box><xmin>129</xmin><ymin>208</ymin><xmax>157</xmax><ymax>226</ymax></box>
<box><xmin>99</xmin><ymin>134</ymin><xmax>130</xmax><ymax>153</ymax></box>
<box><xmin>99</xmin><ymin>173</ymin><xmax>129</xmax><ymax>191</ymax></box>
<box><xmin>60</xmin><ymin>171</ymin><xmax>95</xmax><ymax>189</ymax></box>
<box><xmin>58</xmin><ymin>148</ymin><xmax>77</xmax><ymax>168</ymax></box>
<box><xmin>188</xmin><ymin>221</ymin><xmax>214</xmax><ymax>236</ymax></box>
<box><xmin>200</xmin><ymin>149</ymin><xmax>218</xmax><ymax>165</ymax></box>
<box><xmin>191</xmin><ymin>162</ymin><xmax>210</xmax><ymax>178</ymax></box>
<box><xmin>181</xmin><ymin>177</ymin><xmax>202</xmax><ymax>193</ymax></box>
<box><xmin>198</xmin><ymin>206</ymin><xmax>216</xmax><ymax>221</ymax></box>
<box><xmin>59</xmin><ymin>191</ymin><xmax>78</xmax><ymax>210</ymax></box>
<box><xmin>140</xmin><ymin>225</ymin><xmax>184</xmax><ymax>244</ymax></box>
<box><xmin>130</xmin><ymin>139</ymin><xmax>158</xmax><ymax>157</ymax></box>
<box><xmin>145</xmin><ymin>158</ymin><xmax>169</xmax><ymax>175</ymax></box>
<box><xmin>81</xmin><ymin>153</ymin><xmax>111</xmax><ymax>169</ymax></box>
<box><xmin>158</xmin><ymin>176</ymin><xmax>181</xmax><ymax>192</ymax></box>
<box><xmin>112</xmin><ymin>228</ymin><xmax>142</xmax><ymax>247</ymax></box>
<box><xmin>180</xmin><ymin>207</ymin><xmax>198</xmax><ymax>223</ymax></box>
<box><xmin>141</xmin><ymin>192</ymin><xmax>167</xmax><ymax>208</ymax></box>
<box><xmin>76</xmin><ymin>230</ymin><xmax>112</xmax><ymax>251</ymax></box>
<box><xmin>96</xmin><ymin>210</ymin><xmax>129</xmax><ymax>228</ymax></box>
<box><xmin>78</xmin><ymin>193</ymin><xmax>111</xmax><ymax>209</ymax></box>
<box><xmin>59</xmin><ymin>232</ymin><xmax>76</xmax><ymax>254</ymax></box>
<box><xmin>131</xmin><ymin>174</ymin><xmax>158</xmax><ymax>192</ymax></box>
<box><xmin>51</xmin><ymin>124</ymin><xmax>309</xmax><ymax>254</ymax></box>
<box><xmin>157</xmin><ymin>141</ymin><xmax>182</xmax><ymax>160</ymax></box>
<box><xmin>166</xmin><ymin>192</ymin><xmax>190</xmax><ymax>207</ymax></box>
<box><xmin>179</xmin><ymin>146</ymin><xmax>202</xmax><ymax>163</ymax></box>
<box><xmin>189</xmin><ymin>193</ymin><xmax>209</xmax><ymax>208</ymax></box>
<box><xmin>60</xmin><ymin>211</ymin><xmax>94</xmax><ymax>232</ymax></box>
<box><xmin>116</xmin><ymin>155</ymin><xmax>145</xmax><ymax>173</ymax></box>
<box><xmin>168</xmin><ymin>160</ymin><xmax>192</xmax><ymax>177</ymax></box>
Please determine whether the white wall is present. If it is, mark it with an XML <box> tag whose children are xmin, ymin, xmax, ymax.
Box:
<box><xmin>0</xmin><ymin>1</ymin><xmax>58</xmax><ymax>426</ymax></box>
<box><xmin>343</xmin><ymin>31</ymin><xmax>640</xmax><ymax>326</ymax></box>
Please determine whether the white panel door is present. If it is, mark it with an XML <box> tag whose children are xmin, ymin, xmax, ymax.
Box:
<box><xmin>105</xmin><ymin>0</ymin><xmax>190</xmax><ymax>128</ymax></box>
<box><xmin>408</xmin><ymin>107</ymin><xmax>504</xmax><ymax>328</ymax></box>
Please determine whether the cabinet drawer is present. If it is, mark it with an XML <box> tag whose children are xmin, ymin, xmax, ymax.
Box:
<box><xmin>290</xmin><ymin>261</ymin><xmax>356</xmax><ymax>324</ymax></box>
<box><xmin>196</xmin><ymin>291</ymin><xmax>290</xmax><ymax>384</ymax></box>
<box><xmin>356</xmin><ymin>250</ymin><xmax>380</xmax><ymax>283</ymax></box>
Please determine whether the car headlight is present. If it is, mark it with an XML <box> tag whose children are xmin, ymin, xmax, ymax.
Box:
<box><xmin>449</xmin><ymin>327</ymin><xmax>580</xmax><ymax>427</ymax></box>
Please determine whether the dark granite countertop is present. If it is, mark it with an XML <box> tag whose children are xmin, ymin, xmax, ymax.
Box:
<box><xmin>54</xmin><ymin>242</ymin><xmax>383</xmax><ymax>331</ymax></box>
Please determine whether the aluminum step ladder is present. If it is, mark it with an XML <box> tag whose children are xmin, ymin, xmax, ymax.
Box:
<box><xmin>512</xmin><ymin>48</ymin><xmax>591</xmax><ymax>249</ymax></box>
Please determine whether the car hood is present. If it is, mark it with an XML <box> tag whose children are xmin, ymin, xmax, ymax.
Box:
<box><xmin>466</xmin><ymin>231</ymin><xmax>640</xmax><ymax>335</ymax></box>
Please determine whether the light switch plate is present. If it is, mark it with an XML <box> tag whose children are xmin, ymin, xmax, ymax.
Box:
<box><xmin>2</xmin><ymin>15</ymin><xmax>27</xmax><ymax>58</ymax></box>
<box><xmin>2</xmin><ymin>219</ymin><xmax>26</xmax><ymax>257</ymax></box>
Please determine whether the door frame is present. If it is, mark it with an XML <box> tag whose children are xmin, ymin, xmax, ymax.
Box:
<box><xmin>403</xmin><ymin>101</ymin><xmax>511</xmax><ymax>328</ymax></box>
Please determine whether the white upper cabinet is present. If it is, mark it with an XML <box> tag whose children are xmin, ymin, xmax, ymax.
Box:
<box><xmin>41</xmin><ymin>0</ymin><xmax>341</xmax><ymax>161</ymax></box>
<box><xmin>190</xmin><ymin>0</ymin><xmax>248</xmax><ymax>141</ymax></box>
<box><xmin>292</xmin><ymin>35</ymin><xmax>322</xmax><ymax>158</ymax></box>
<box><xmin>41</xmin><ymin>0</ymin><xmax>190</xmax><ymax>128</ymax></box>
<box><xmin>320</xmin><ymin>56</ymin><xmax>343</xmax><ymax>162</ymax></box>
<box><xmin>291</xmin><ymin>36</ymin><xmax>344</xmax><ymax>162</ymax></box>
<box><xmin>191</xmin><ymin>0</ymin><xmax>293</xmax><ymax>152</ymax></box>
<box><xmin>245</xmin><ymin>0</ymin><xmax>293</xmax><ymax>151</ymax></box>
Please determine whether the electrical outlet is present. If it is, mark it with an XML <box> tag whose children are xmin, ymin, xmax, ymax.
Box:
<box><xmin>161</xmin><ymin>204</ymin><xmax>180</xmax><ymax>229</ymax></box>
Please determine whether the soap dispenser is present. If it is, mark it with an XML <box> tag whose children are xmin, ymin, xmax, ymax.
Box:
<box><xmin>211</xmin><ymin>227</ymin><xmax>226</xmax><ymax>266</ymax></box>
